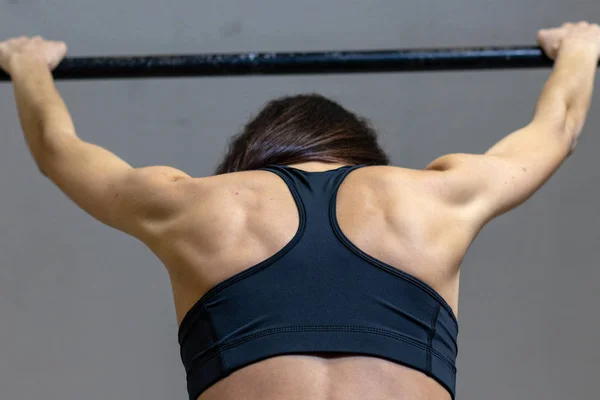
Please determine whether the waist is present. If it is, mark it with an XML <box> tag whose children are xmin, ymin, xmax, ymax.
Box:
<box><xmin>198</xmin><ymin>353</ymin><xmax>452</xmax><ymax>400</ymax></box>
<box><xmin>184</xmin><ymin>326</ymin><xmax>456</xmax><ymax>400</ymax></box>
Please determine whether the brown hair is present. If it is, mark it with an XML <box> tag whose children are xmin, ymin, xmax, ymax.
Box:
<box><xmin>214</xmin><ymin>94</ymin><xmax>390</xmax><ymax>174</ymax></box>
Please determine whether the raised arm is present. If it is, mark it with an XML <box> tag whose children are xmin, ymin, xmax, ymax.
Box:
<box><xmin>426</xmin><ymin>22</ymin><xmax>600</xmax><ymax>227</ymax></box>
<box><xmin>0</xmin><ymin>37</ymin><xmax>193</xmax><ymax>240</ymax></box>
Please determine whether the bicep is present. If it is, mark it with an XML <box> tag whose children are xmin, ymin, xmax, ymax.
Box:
<box><xmin>426</xmin><ymin>122</ymin><xmax>572</xmax><ymax>225</ymax></box>
<box><xmin>40</xmin><ymin>137</ymin><xmax>191</xmax><ymax>237</ymax></box>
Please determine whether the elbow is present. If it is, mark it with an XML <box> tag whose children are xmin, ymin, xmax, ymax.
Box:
<box><xmin>38</xmin><ymin>165</ymin><xmax>48</xmax><ymax>178</ymax></box>
<box><xmin>37</xmin><ymin>162</ymin><xmax>49</xmax><ymax>178</ymax></box>
<box><xmin>564</xmin><ymin>113</ymin><xmax>585</xmax><ymax>138</ymax></box>
<box><xmin>531</xmin><ymin>116</ymin><xmax>581</xmax><ymax>159</ymax></box>
<box><xmin>566</xmin><ymin>136</ymin><xmax>578</xmax><ymax>157</ymax></box>
<box><xmin>35</xmin><ymin>155</ymin><xmax>51</xmax><ymax>178</ymax></box>
<box><xmin>562</xmin><ymin>114</ymin><xmax>584</xmax><ymax>157</ymax></box>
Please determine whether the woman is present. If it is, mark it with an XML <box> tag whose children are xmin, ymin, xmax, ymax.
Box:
<box><xmin>0</xmin><ymin>21</ymin><xmax>597</xmax><ymax>400</ymax></box>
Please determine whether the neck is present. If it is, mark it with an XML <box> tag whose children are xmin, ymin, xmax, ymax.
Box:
<box><xmin>286</xmin><ymin>162</ymin><xmax>349</xmax><ymax>172</ymax></box>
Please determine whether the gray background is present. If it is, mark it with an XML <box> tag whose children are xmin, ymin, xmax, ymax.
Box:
<box><xmin>0</xmin><ymin>1</ymin><xmax>598</xmax><ymax>399</ymax></box>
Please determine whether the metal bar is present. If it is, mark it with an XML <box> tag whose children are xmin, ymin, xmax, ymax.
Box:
<box><xmin>0</xmin><ymin>46</ymin><xmax>561</xmax><ymax>81</ymax></box>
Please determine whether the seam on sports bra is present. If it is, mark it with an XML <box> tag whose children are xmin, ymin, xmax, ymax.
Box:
<box><xmin>328</xmin><ymin>170</ymin><xmax>459</xmax><ymax>329</ymax></box>
<box><xmin>204</xmin><ymin>302</ymin><xmax>225</xmax><ymax>372</ymax></box>
<box><xmin>427</xmin><ymin>304</ymin><xmax>442</xmax><ymax>372</ymax></box>
<box><xmin>178</xmin><ymin>166</ymin><xmax>307</xmax><ymax>343</ymax></box>
<box><xmin>186</xmin><ymin>342</ymin><xmax>222</xmax><ymax>373</ymax></box>
<box><xmin>186</xmin><ymin>325</ymin><xmax>456</xmax><ymax>373</ymax></box>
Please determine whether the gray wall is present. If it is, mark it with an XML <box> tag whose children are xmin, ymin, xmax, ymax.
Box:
<box><xmin>0</xmin><ymin>1</ymin><xmax>598</xmax><ymax>399</ymax></box>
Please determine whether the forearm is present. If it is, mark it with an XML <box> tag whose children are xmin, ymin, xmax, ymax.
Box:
<box><xmin>533</xmin><ymin>39</ymin><xmax>600</xmax><ymax>138</ymax></box>
<box><xmin>9</xmin><ymin>55</ymin><xmax>78</xmax><ymax>170</ymax></box>
<box><xmin>487</xmin><ymin>39</ymin><xmax>599</xmax><ymax>159</ymax></box>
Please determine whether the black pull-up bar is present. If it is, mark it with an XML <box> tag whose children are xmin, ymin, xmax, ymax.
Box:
<box><xmin>0</xmin><ymin>46</ymin><xmax>566</xmax><ymax>81</ymax></box>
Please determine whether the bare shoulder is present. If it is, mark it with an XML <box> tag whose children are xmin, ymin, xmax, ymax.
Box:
<box><xmin>176</xmin><ymin>166</ymin><xmax>467</xmax><ymax>226</ymax></box>
<box><xmin>149</xmin><ymin>169</ymin><xmax>282</xmax><ymax>236</ymax></box>
<box><xmin>147</xmin><ymin>168</ymin><xmax>301</xmax><ymax>277</ymax></box>
<box><xmin>195</xmin><ymin>166</ymin><xmax>430</xmax><ymax>192</ymax></box>
<box><xmin>350</xmin><ymin>165</ymin><xmax>453</xmax><ymax>196</ymax></box>
<box><xmin>351</xmin><ymin>164</ymin><xmax>481</xmax><ymax>261</ymax></box>
<box><xmin>169</xmin><ymin>169</ymin><xmax>276</xmax><ymax>200</ymax></box>
<box><xmin>183</xmin><ymin>170</ymin><xmax>286</xmax><ymax>206</ymax></box>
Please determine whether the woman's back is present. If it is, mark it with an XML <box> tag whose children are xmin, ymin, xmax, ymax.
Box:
<box><xmin>2</xmin><ymin>22</ymin><xmax>595</xmax><ymax>400</ymax></box>
<box><xmin>150</xmin><ymin>162</ymin><xmax>470</xmax><ymax>400</ymax></box>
